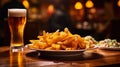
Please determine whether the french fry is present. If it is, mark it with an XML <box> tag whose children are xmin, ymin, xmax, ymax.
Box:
<box><xmin>64</xmin><ymin>28</ymin><xmax>72</xmax><ymax>36</ymax></box>
<box><xmin>61</xmin><ymin>44</ymin><xmax>67</xmax><ymax>50</ymax></box>
<box><xmin>38</xmin><ymin>42</ymin><xmax>48</xmax><ymax>49</ymax></box>
<box><xmin>45</xmin><ymin>47</ymin><xmax>53</xmax><ymax>50</ymax></box>
<box><xmin>63</xmin><ymin>36</ymin><xmax>74</xmax><ymax>46</ymax></box>
<box><xmin>51</xmin><ymin>44</ymin><xmax>60</xmax><ymax>50</ymax></box>
<box><xmin>65</xmin><ymin>48</ymin><xmax>72</xmax><ymax>50</ymax></box>
<box><xmin>29</xmin><ymin>40</ymin><xmax>39</xmax><ymax>43</ymax></box>
<box><xmin>71</xmin><ymin>40</ymin><xmax>78</xmax><ymax>49</ymax></box>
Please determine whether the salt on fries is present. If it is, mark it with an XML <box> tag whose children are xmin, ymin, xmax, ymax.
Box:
<box><xmin>29</xmin><ymin>28</ymin><xmax>91</xmax><ymax>50</ymax></box>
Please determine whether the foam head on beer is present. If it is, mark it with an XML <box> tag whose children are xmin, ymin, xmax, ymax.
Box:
<box><xmin>8</xmin><ymin>9</ymin><xmax>26</xmax><ymax>17</ymax></box>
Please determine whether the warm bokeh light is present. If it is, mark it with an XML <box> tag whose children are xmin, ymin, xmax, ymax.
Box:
<box><xmin>85</xmin><ymin>0</ymin><xmax>94</xmax><ymax>8</ymax></box>
<box><xmin>118</xmin><ymin>0</ymin><xmax>120</xmax><ymax>7</ymax></box>
<box><xmin>29</xmin><ymin>7</ymin><xmax>38</xmax><ymax>19</ymax></box>
<box><xmin>23</xmin><ymin>0</ymin><xmax>29</xmax><ymax>9</ymax></box>
<box><xmin>47</xmin><ymin>4</ymin><xmax>54</xmax><ymax>14</ymax></box>
<box><xmin>31</xmin><ymin>7</ymin><xmax>37</xmax><ymax>13</ymax></box>
<box><xmin>74</xmin><ymin>2</ymin><xmax>83</xmax><ymax>10</ymax></box>
<box><xmin>90</xmin><ymin>8</ymin><xmax>96</xmax><ymax>14</ymax></box>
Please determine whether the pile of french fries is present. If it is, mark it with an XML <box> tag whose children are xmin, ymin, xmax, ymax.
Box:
<box><xmin>29</xmin><ymin>28</ymin><xmax>94</xmax><ymax>50</ymax></box>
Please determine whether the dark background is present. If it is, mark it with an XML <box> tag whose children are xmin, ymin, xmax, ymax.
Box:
<box><xmin>0</xmin><ymin>0</ymin><xmax>120</xmax><ymax>46</ymax></box>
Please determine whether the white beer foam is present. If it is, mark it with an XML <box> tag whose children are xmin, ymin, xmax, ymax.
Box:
<box><xmin>8</xmin><ymin>9</ymin><xmax>26</xmax><ymax>17</ymax></box>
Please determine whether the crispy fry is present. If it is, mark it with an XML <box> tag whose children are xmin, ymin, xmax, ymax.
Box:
<box><xmin>51</xmin><ymin>44</ymin><xmax>60</xmax><ymax>50</ymax></box>
<box><xmin>61</xmin><ymin>44</ymin><xmax>67</xmax><ymax>50</ymax></box>
<box><xmin>64</xmin><ymin>28</ymin><xmax>72</xmax><ymax>36</ymax></box>
<box><xmin>65</xmin><ymin>48</ymin><xmax>72</xmax><ymax>50</ymax></box>
<box><xmin>45</xmin><ymin>47</ymin><xmax>53</xmax><ymax>50</ymax></box>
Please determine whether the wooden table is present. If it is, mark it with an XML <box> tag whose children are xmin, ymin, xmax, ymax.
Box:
<box><xmin>0</xmin><ymin>46</ymin><xmax>120</xmax><ymax>67</ymax></box>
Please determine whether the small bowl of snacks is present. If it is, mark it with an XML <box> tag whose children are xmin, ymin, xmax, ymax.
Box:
<box><xmin>97</xmin><ymin>39</ymin><xmax>120</xmax><ymax>50</ymax></box>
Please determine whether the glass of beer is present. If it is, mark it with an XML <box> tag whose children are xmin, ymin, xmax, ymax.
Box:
<box><xmin>8</xmin><ymin>9</ymin><xmax>27</xmax><ymax>52</ymax></box>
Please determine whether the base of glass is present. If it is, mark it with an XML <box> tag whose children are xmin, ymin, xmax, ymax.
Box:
<box><xmin>10</xmin><ymin>46</ymin><xmax>24</xmax><ymax>52</ymax></box>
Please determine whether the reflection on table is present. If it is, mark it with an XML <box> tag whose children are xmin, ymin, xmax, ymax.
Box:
<box><xmin>0</xmin><ymin>46</ymin><xmax>120</xmax><ymax>67</ymax></box>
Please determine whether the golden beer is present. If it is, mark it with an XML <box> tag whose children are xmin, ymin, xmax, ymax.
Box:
<box><xmin>8</xmin><ymin>9</ymin><xmax>26</xmax><ymax>51</ymax></box>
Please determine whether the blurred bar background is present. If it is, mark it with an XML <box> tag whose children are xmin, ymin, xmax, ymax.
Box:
<box><xmin>0</xmin><ymin>0</ymin><xmax>120</xmax><ymax>46</ymax></box>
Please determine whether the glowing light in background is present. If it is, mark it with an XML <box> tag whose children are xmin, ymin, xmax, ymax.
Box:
<box><xmin>90</xmin><ymin>8</ymin><xmax>96</xmax><ymax>14</ymax></box>
<box><xmin>85</xmin><ymin>0</ymin><xmax>94</xmax><ymax>8</ymax></box>
<box><xmin>29</xmin><ymin>7</ymin><xmax>38</xmax><ymax>19</ymax></box>
<box><xmin>117</xmin><ymin>0</ymin><xmax>120</xmax><ymax>7</ymax></box>
<box><xmin>74</xmin><ymin>2</ymin><xmax>83</xmax><ymax>10</ymax></box>
<box><xmin>47</xmin><ymin>4</ymin><xmax>54</xmax><ymax>14</ymax></box>
<box><xmin>23</xmin><ymin>0</ymin><xmax>29</xmax><ymax>9</ymax></box>
<box><xmin>31</xmin><ymin>7</ymin><xmax>37</xmax><ymax>13</ymax></box>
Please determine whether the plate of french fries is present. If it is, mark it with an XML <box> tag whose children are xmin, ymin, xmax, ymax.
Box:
<box><xmin>27</xmin><ymin>28</ymin><xmax>97</xmax><ymax>57</ymax></box>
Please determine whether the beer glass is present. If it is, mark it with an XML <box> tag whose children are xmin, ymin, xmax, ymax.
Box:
<box><xmin>8</xmin><ymin>9</ymin><xmax>27</xmax><ymax>52</ymax></box>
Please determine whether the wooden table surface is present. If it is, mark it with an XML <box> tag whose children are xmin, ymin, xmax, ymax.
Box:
<box><xmin>0</xmin><ymin>46</ymin><xmax>120</xmax><ymax>67</ymax></box>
